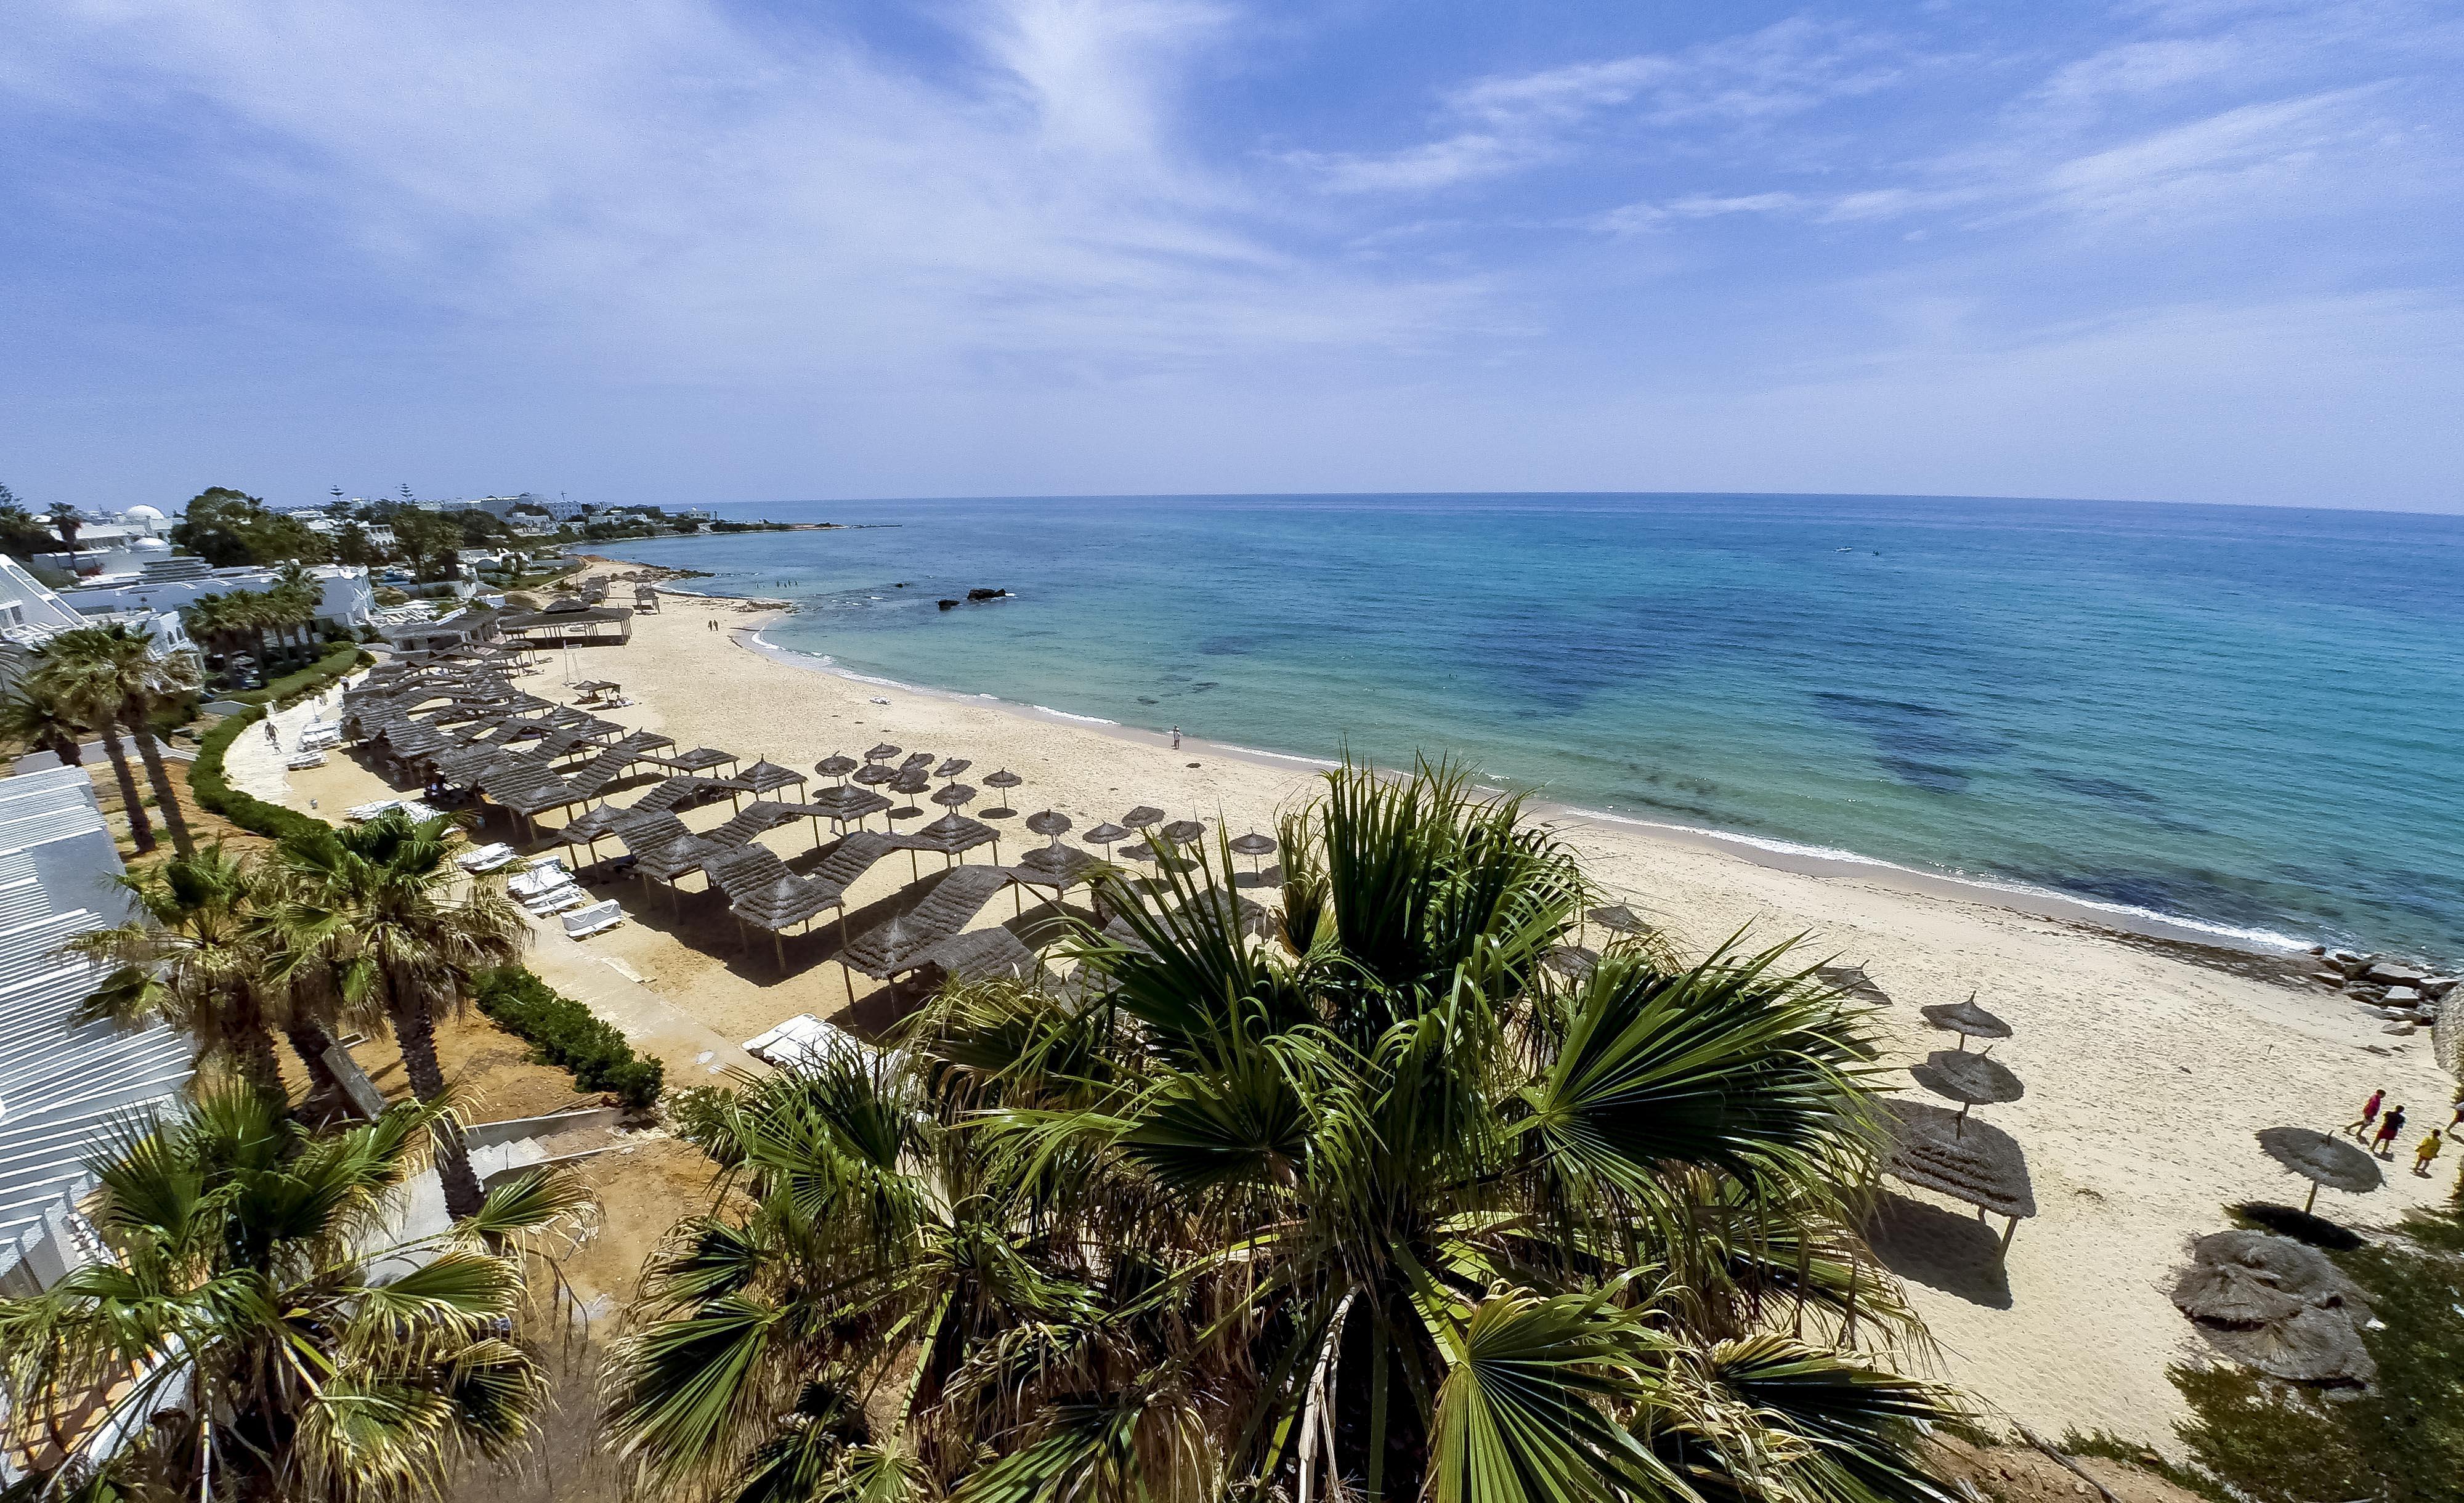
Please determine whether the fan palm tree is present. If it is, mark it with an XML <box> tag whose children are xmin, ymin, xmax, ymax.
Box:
<box><xmin>268</xmin><ymin>809</ymin><xmax>529</xmax><ymax>1219</ymax></box>
<box><xmin>606</xmin><ymin>761</ymin><xmax>1955</xmax><ymax>1503</ymax></box>
<box><xmin>38</xmin><ymin>622</ymin><xmax>200</xmax><ymax>856</ymax></box>
<box><xmin>65</xmin><ymin>843</ymin><xmax>354</xmax><ymax>1100</ymax></box>
<box><xmin>0</xmin><ymin>681</ymin><xmax>86</xmax><ymax>766</ymax></box>
<box><xmin>0</xmin><ymin>1083</ymin><xmax>591</xmax><ymax>1503</ymax></box>
<box><xmin>27</xmin><ymin>644</ymin><xmax>154</xmax><ymax>855</ymax></box>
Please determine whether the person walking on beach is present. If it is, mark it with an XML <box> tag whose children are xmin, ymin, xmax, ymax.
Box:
<box><xmin>2414</xmin><ymin>1128</ymin><xmax>2444</xmax><ymax>1177</ymax></box>
<box><xmin>2372</xmin><ymin>1104</ymin><xmax>2407</xmax><ymax>1157</ymax></box>
<box><xmin>1170</xmin><ymin>726</ymin><xmax>1181</xmax><ymax>750</ymax></box>
<box><xmin>2347</xmin><ymin>1088</ymin><xmax>2385</xmax><ymax>1137</ymax></box>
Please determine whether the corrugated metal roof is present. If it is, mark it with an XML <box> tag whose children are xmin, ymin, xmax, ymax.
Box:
<box><xmin>0</xmin><ymin>766</ymin><xmax>193</xmax><ymax>1292</ymax></box>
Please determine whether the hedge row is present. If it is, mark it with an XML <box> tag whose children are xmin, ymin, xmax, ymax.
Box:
<box><xmin>472</xmin><ymin>966</ymin><xmax>664</xmax><ymax>1109</ymax></box>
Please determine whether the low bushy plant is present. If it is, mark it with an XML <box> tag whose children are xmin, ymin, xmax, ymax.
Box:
<box><xmin>472</xmin><ymin>966</ymin><xmax>663</xmax><ymax>1110</ymax></box>
<box><xmin>188</xmin><ymin>708</ymin><xmax>329</xmax><ymax>842</ymax></box>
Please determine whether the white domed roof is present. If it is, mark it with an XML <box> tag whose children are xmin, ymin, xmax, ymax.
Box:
<box><xmin>133</xmin><ymin>536</ymin><xmax>172</xmax><ymax>551</ymax></box>
<box><xmin>125</xmin><ymin>504</ymin><xmax>167</xmax><ymax>521</ymax></box>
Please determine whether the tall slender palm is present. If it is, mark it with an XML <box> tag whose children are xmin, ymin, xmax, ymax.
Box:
<box><xmin>270</xmin><ymin>809</ymin><xmax>529</xmax><ymax>1218</ymax></box>
<box><xmin>66</xmin><ymin>843</ymin><xmax>353</xmax><ymax>1098</ymax></box>
<box><xmin>28</xmin><ymin>646</ymin><xmax>153</xmax><ymax>854</ymax></box>
<box><xmin>0</xmin><ymin>1084</ymin><xmax>591</xmax><ymax>1503</ymax></box>
<box><xmin>608</xmin><ymin>761</ymin><xmax>1955</xmax><ymax>1503</ymax></box>
<box><xmin>0</xmin><ymin>682</ymin><xmax>86</xmax><ymax>766</ymax></box>
<box><xmin>40</xmin><ymin>622</ymin><xmax>200</xmax><ymax>856</ymax></box>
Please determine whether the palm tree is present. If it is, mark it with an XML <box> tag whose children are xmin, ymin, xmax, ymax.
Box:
<box><xmin>0</xmin><ymin>1084</ymin><xmax>591</xmax><ymax>1503</ymax></box>
<box><xmin>607</xmin><ymin>761</ymin><xmax>1956</xmax><ymax>1503</ymax></box>
<box><xmin>66</xmin><ymin>843</ymin><xmax>355</xmax><ymax>1099</ymax></box>
<box><xmin>269</xmin><ymin>809</ymin><xmax>529</xmax><ymax>1219</ymax></box>
<box><xmin>28</xmin><ymin>645</ymin><xmax>153</xmax><ymax>855</ymax></box>
<box><xmin>39</xmin><ymin>623</ymin><xmax>200</xmax><ymax>856</ymax></box>
<box><xmin>0</xmin><ymin>682</ymin><xmax>86</xmax><ymax>766</ymax></box>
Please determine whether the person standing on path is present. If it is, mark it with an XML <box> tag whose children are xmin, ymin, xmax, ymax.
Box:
<box><xmin>1170</xmin><ymin>726</ymin><xmax>1181</xmax><ymax>750</ymax></box>
<box><xmin>2347</xmin><ymin>1088</ymin><xmax>2386</xmax><ymax>1137</ymax></box>
<box><xmin>2372</xmin><ymin>1104</ymin><xmax>2407</xmax><ymax>1157</ymax></box>
<box><xmin>2414</xmin><ymin>1129</ymin><xmax>2444</xmax><ymax>1177</ymax></box>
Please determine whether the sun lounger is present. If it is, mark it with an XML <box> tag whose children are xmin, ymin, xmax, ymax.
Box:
<box><xmin>285</xmin><ymin>752</ymin><xmax>328</xmax><ymax>769</ymax></box>
<box><xmin>562</xmin><ymin>899</ymin><xmax>626</xmax><ymax>939</ymax></box>
<box><xmin>457</xmin><ymin>842</ymin><xmax>517</xmax><ymax>873</ymax></box>
<box><xmin>524</xmin><ymin>884</ymin><xmax>589</xmax><ymax>917</ymax></box>
<box><xmin>742</xmin><ymin>1013</ymin><xmax>870</xmax><ymax>1069</ymax></box>
<box><xmin>346</xmin><ymin>799</ymin><xmax>405</xmax><ymax>822</ymax></box>
<box><xmin>507</xmin><ymin>859</ymin><xmax>572</xmax><ymax>900</ymax></box>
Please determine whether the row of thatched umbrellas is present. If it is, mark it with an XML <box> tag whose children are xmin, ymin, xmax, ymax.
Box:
<box><xmin>805</xmin><ymin>743</ymin><xmax>1283</xmax><ymax>883</ymax></box>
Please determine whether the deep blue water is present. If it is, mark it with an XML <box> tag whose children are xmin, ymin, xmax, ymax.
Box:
<box><xmin>598</xmin><ymin>494</ymin><xmax>2464</xmax><ymax>962</ymax></box>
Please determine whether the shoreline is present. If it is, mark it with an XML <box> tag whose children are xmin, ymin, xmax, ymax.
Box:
<box><xmin>709</xmin><ymin>596</ymin><xmax>2319</xmax><ymax>970</ymax></box>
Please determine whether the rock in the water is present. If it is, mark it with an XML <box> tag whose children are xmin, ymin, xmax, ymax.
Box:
<box><xmin>2331</xmin><ymin>949</ymin><xmax>2364</xmax><ymax>965</ymax></box>
<box><xmin>965</xmin><ymin>587</ymin><xmax>1010</xmax><ymax>601</ymax></box>
<box><xmin>2385</xmin><ymin>986</ymin><xmax>2422</xmax><ymax>1005</ymax></box>
<box><xmin>2421</xmin><ymin>976</ymin><xmax>2457</xmax><ymax>999</ymax></box>
<box><xmin>2337</xmin><ymin>955</ymin><xmax>2375</xmax><ymax>979</ymax></box>
<box><xmin>938</xmin><ymin>599</ymin><xmax>959</xmax><ymax>610</ymax></box>
<box><xmin>2367</xmin><ymin>962</ymin><xmax>2426</xmax><ymax>986</ymax></box>
<box><xmin>2384</xmin><ymin>1021</ymin><xmax>2418</xmax><ymax>1035</ymax></box>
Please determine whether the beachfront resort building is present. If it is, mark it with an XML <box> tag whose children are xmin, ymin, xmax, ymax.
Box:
<box><xmin>54</xmin><ymin>561</ymin><xmax>377</xmax><ymax>633</ymax></box>
<box><xmin>0</xmin><ymin>556</ymin><xmax>194</xmax><ymax>686</ymax></box>
<box><xmin>0</xmin><ymin>764</ymin><xmax>188</xmax><ymax>1295</ymax></box>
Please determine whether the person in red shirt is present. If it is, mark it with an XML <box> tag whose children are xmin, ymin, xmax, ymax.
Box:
<box><xmin>2372</xmin><ymin>1105</ymin><xmax>2407</xmax><ymax>1157</ymax></box>
<box><xmin>2346</xmin><ymin>1088</ymin><xmax>2386</xmax><ymax>1137</ymax></box>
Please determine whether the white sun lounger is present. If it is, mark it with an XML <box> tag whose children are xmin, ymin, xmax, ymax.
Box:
<box><xmin>524</xmin><ymin>885</ymin><xmax>589</xmax><ymax>917</ymax></box>
<box><xmin>347</xmin><ymin>799</ymin><xmax>404</xmax><ymax>822</ymax></box>
<box><xmin>562</xmin><ymin>899</ymin><xmax>625</xmax><ymax>939</ymax></box>
<box><xmin>285</xmin><ymin>752</ymin><xmax>327</xmax><ymax>769</ymax></box>
<box><xmin>507</xmin><ymin>860</ymin><xmax>572</xmax><ymax>901</ymax></box>
<box><xmin>741</xmin><ymin>1013</ymin><xmax>871</xmax><ymax>1070</ymax></box>
<box><xmin>457</xmin><ymin>843</ymin><xmax>517</xmax><ymax>873</ymax></box>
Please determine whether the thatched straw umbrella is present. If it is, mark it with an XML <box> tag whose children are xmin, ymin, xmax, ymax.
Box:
<box><xmin>935</xmin><ymin>757</ymin><xmax>971</xmax><ymax>783</ymax></box>
<box><xmin>1909</xmin><ymin>1049</ymin><xmax>2024</xmax><ymax>1135</ymax></box>
<box><xmin>2255</xmin><ymin>1126</ymin><xmax>2384</xmax><ymax>1215</ymax></box>
<box><xmin>2191</xmin><ymin>1231</ymin><xmax>2372</xmax><ymax>1319</ymax></box>
<box><xmin>1122</xmin><ymin>804</ymin><xmax>1165</xmax><ymax>829</ymax></box>
<box><xmin>816</xmin><ymin>755</ymin><xmax>859</xmax><ymax>784</ymax></box>
<box><xmin>1229</xmin><ymin>830</ymin><xmax>1276</xmax><ymax>880</ymax></box>
<box><xmin>982</xmin><ymin>769</ymin><xmax>1023</xmax><ymax>819</ymax></box>
<box><xmin>888</xmin><ymin>766</ymin><xmax>933</xmax><ymax>880</ymax></box>
<box><xmin>1542</xmin><ymin>944</ymin><xmax>1599</xmax><ymax>980</ymax></box>
<box><xmin>932</xmin><ymin>783</ymin><xmax>981</xmax><ymax>863</ymax></box>
<box><xmin>2170</xmin><ymin>1262</ymin><xmax>2305</xmax><ymax>1326</ymax></box>
<box><xmin>865</xmin><ymin>742</ymin><xmax>901</xmax><ymax>763</ymax></box>
<box><xmin>1585</xmin><ymin>903</ymin><xmax>1646</xmax><ymax>939</ymax></box>
<box><xmin>1920</xmin><ymin>992</ymin><xmax>2012</xmax><ymax>1051</ymax></box>
<box><xmin>2196</xmin><ymin>1307</ymin><xmax>2377</xmax><ymax>1385</ymax></box>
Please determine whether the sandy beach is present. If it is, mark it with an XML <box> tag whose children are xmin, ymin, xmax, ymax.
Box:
<box><xmin>240</xmin><ymin>569</ymin><xmax>2455</xmax><ymax>1452</ymax></box>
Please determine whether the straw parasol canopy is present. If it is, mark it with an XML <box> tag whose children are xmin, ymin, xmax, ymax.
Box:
<box><xmin>2170</xmin><ymin>1261</ymin><xmax>2306</xmax><ymax>1326</ymax></box>
<box><xmin>864</xmin><ymin>742</ymin><xmax>901</xmax><ymax>762</ymax></box>
<box><xmin>853</xmin><ymin>763</ymin><xmax>897</xmax><ymax>788</ymax></box>
<box><xmin>2191</xmin><ymin>1231</ymin><xmax>2372</xmax><ymax>1319</ymax></box>
<box><xmin>1910</xmin><ymin>1049</ymin><xmax>2024</xmax><ymax>1108</ymax></box>
<box><xmin>1160</xmin><ymin>819</ymin><xmax>1205</xmax><ymax>846</ymax></box>
<box><xmin>901</xmin><ymin>751</ymin><xmax>934</xmax><ymax>769</ymax></box>
<box><xmin>982</xmin><ymin>769</ymin><xmax>1023</xmax><ymax>818</ymax></box>
<box><xmin>1123</xmin><ymin>804</ymin><xmax>1166</xmax><ymax>828</ymax></box>
<box><xmin>1921</xmin><ymin>992</ymin><xmax>2012</xmax><ymax>1050</ymax></box>
<box><xmin>933</xmin><ymin>782</ymin><xmax>978</xmax><ymax>811</ymax></box>
<box><xmin>1542</xmin><ymin>944</ymin><xmax>1599</xmax><ymax>979</ymax></box>
<box><xmin>1026</xmin><ymin>809</ymin><xmax>1073</xmax><ymax>843</ymax></box>
<box><xmin>1586</xmin><ymin>903</ymin><xmax>1646</xmax><ymax>935</ymax></box>
<box><xmin>1084</xmin><ymin>821</ymin><xmax>1130</xmax><ymax>854</ymax></box>
<box><xmin>1229</xmin><ymin>831</ymin><xmax>1276</xmax><ymax>860</ymax></box>
<box><xmin>816</xmin><ymin>755</ymin><xmax>859</xmax><ymax>782</ymax></box>
<box><xmin>935</xmin><ymin>758</ymin><xmax>971</xmax><ymax>780</ymax></box>
<box><xmin>2255</xmin><ymin>1126</ymin><xmax>2383</xmax><ymax>1213</ymax></box>
<box><xmin>2195</xmin><ymin>1306</ymin><xmax>2377</xmax><ymax>1385</ymax></box>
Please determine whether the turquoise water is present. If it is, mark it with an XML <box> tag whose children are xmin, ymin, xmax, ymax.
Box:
<box><xmin>598</xmin><ymin>495</ymin><xmax>2464</xmax><ymax>962</ymax></box>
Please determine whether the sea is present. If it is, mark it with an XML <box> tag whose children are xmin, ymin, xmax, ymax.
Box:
<box><xmin>591</xmin><ymin>493</ymin><xmax>2464</xmax><ymax>964</ymax></box>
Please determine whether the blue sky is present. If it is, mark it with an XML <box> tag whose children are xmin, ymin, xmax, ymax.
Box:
<box><xmin>3</xmin><ymin>1</ymin><xmax>2458</xmax><ymax>512</ymax></box>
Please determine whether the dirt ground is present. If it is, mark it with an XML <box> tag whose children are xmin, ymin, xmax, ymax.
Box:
<box><xmin>1929</xmin><ymin>1436</ymin><xmax>2207</xmax><ymax>1503</ymax></box>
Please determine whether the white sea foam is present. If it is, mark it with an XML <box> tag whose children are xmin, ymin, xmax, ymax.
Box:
<box><xmin>1570</xmin><ymin>807</ymin><xmax>2311</xmax><ymax>951</ymax></box>
<box><xmin>1031</xmin><ymin>705</ymin><xmax>1121</xmax><ymax>726</ymax></box>
<box><xmin>1216</xmin><ymin>742</ymin><xmax>1340</xmax><ymax>770</ymax></box>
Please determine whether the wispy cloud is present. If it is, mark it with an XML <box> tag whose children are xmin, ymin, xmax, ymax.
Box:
<box><xmin>1288</xmin><ymin>19</ymin><xmax>1911</xmax><ymax>194</ymax></box>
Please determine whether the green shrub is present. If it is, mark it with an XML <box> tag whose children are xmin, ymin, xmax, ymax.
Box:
<box><xmin>230</xmin><ymin>642</ymin><xmax>367</xmax><ymax>708</ymax></box>
<box><xmin>472</xmin><ymin>966</ymin><xmax>663</xmax><ymax>1110</ymax></box>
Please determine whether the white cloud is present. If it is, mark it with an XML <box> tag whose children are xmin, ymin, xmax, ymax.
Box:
<box><xmin>1290</xmin><ymin>19</ymin><xmax>1911</xmax><ymax>195</ymax></box>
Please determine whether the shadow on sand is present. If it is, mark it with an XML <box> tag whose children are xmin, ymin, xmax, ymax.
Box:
<box><xmin>1865</xmin><ymin>1192</ymin><xmax>2013</xmax><ymax>1309</ymax></box>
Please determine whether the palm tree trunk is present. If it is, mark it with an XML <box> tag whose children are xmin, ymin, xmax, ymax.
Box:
<box><xmin>389</xmin><ymin>992</ymin><xmax>485</xmax><ymax>1218</ymax></box>
<box><xmin>43</xmin><ymin>726</ymin><xmax>81</xmax><ymax>766</ymax></box>
<box><xmin>95</xmin><ymin>718</ymin><xmax>155</xmax><ymax>854</ymax></box>
<box><xmin>230</xmin><ymin>987</ymin><xmax>282</xmax><ymax>1096</ymax></box>
<box><xmin>128</xmin><ymin>702</ymin><xmax>193</xmax><ymax>856</ymax></box>
<box><xmin>285</xmin><ymin>1019</ymin><xmax>342</xmax><ymax>1096</ymax></box>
